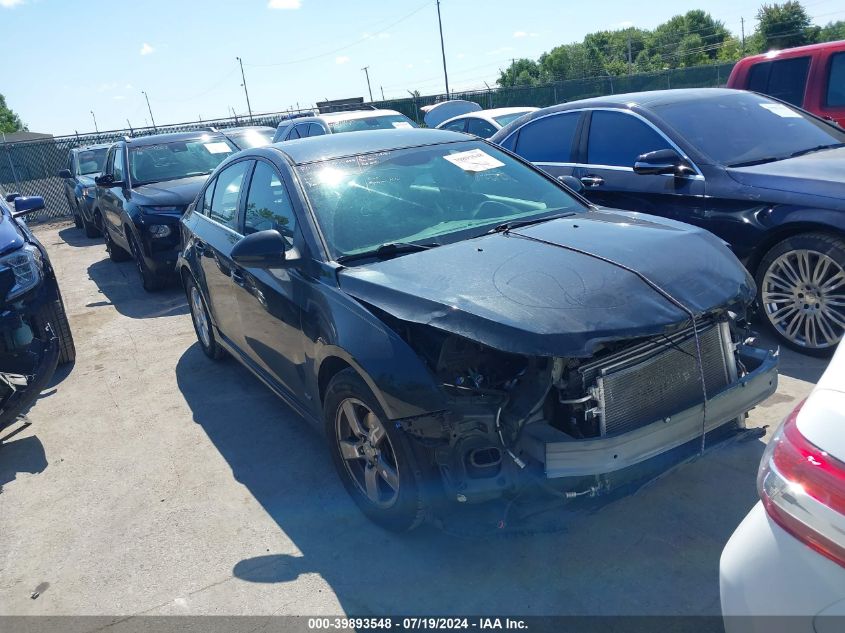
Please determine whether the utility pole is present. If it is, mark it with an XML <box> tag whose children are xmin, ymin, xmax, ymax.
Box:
<box><xmin>627</xmin><ymin>36</ymin><xmax>633</xmax><ymax>74</ymax></box>
<box><xmin>90</xmin><ymin>110</ymin><xmax>99</xmax><ymax>133</ymax></box>
<box><xmin>126</xmin><ymin>119</ymin><xmax>133</xmax><ymax>135</ymax></box>
<box><xmin>380</xmin><ymin>85</ymin><xmax>385</xmax><ymax>100</ymax></box>
<box><xmin>740</xmin><ymin>17</ymin><xmax>746</xmax><ymax>55</ymax></box>
<box><xmin>142</xmin><ymin>91</ymin><xmax>156</xmax><ymax>130</ymax></box>
<box><xmin>236</xmin><ymin>56</ymin><xmax>254</xmax><ymax>123</ymax></box>
<box><xmin>361</xmin><ymin>66</ymin><xmax>374</xmax><ymax>101</ymax></box>
<box><xmin>436</xmin><ymin>0</ymin><xmax>450</xmax><ymax>98</ymax></box>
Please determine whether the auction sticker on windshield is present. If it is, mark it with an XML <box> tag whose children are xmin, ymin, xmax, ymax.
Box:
<box><xmin>760</xmin><ymin>103</ymin><xmax>801</xmax><ymax>118</ymax></box>
<box><xmin>443</xmin><ymin>148</ymin><xmax>505</xmax><ymax>172</ymax></box>
<box><xmin>204</xmin><ymin>142</ymin><xmax>232</xmax><ymax>154</ymax></box>
<box><xmin>392</xmin><ymin>121</ymin><xmax>413</xmax><ymax>129</ymax></box>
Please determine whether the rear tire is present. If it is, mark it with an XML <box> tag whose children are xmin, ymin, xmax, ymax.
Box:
<box><xmin>324</xmin><ymin>368</ymin><xmax>425</xmax><ymax>532</ymax></box>
<box><xmin>35</xmin><ymin>291</ymin><xmax>76</xmax><ymax>365</ymax></box>
<box><xmin>86</xmin><ymin>210</ymin><xmax>103</xmax><ymax>238</ymax></box>
<box><xmin>756</xmin><ymin>232</ymin><xmax>845</xmax><ymax>357</ymax></box>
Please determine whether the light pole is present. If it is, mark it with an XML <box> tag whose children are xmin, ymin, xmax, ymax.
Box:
<box><xmin>361</xmin><ymin>66</ymin><xmax>374</xmax><ymax>102</ymax></box>
<box><xmin>142</xmin><ymin>91</ymin><xmax>156</xmax><ymax>130</ymax></box>
<box><xmin>436</xmin><ymin>0</ymin><xmax>450</xmax><ymax>98</ymax></box>
<box><xmin>236</xmin><ymin>57</ymin><xmax>254</xmax><ymax>123</ymax></box>
<box><xmin>90</xmin><ymin>110</ymin><xmax>99</xmax><ymax>133</ymax></box>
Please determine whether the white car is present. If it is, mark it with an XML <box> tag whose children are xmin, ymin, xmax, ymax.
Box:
<box><xmin>720</xmin><ymin>343</ymin><xmax>845</xmax><ymax>632</ymax></box>
<box><xmin>435</xmin><ymin>106</ymin><xmax>538</xmax><ymax>138</ymax></box>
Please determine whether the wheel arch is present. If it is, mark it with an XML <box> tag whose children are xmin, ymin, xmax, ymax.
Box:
<box><xmin>747</xmin><ymin>217</ymin><xmax>845</xmax><ymax>277</ymax></box>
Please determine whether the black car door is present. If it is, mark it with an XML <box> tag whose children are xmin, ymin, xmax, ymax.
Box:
<box><xmin>232</xmin><ymin>159</ymin><xmax>307</xmax><ymax>403</ymax></box>
<box><xmin>508</xmin><ymin>111</ymin><xmax>584</xmax><ymax>182</ymax></box>
<box><xmin>194</xmin><ymin>159</ymin><xmax>253</xmax><ymax>349</ymax></box>
<box><xmin>575</xmin><ymin>109</ymin><xmax>706</xmax><ymax>219</ymax></box>
<box><xmin>99</xmin><ymin>146</ymin><xmax>128</xmax><ymax>240</ymax></box>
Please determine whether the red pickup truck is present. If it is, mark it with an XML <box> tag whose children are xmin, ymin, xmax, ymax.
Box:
<box><xmin>727</xmin><ymin>40</ymin><xmax>845</xmax><ymax>127</ymax></box>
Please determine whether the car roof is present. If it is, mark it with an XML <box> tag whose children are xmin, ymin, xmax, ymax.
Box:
<box><xmin>439</xmin><ymin>107</ymin><xmax>538</xmax><ymax>126</ymax></box>
<box><xmin>736</xmin><ymin>39</ymin><xmax>845</xmax><ymax>65</ymax></box>
<box><xmin>124</xmin><ymin>130</ymin><xmax>228</xmax><ymax>147</ymax></box>
<box><xmin>72</xmin><ymin>143</ymin><xmax>112</xmax><ymax>152</ymax></box>
<box><xmin>222</xmin><ymin>125</ymin><xmax>275</xmax><ymax>134</ymax></box>
<box><xmin>270</xmin><ymin>128</ymin><xmax>468</xmax><ymax>165</ymax></box>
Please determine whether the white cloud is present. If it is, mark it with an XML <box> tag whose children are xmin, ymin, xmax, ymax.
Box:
<box><xmin>0</xmin><ymin>0</ymin><xmax>25</xmax><ymax>8</ymax></box>
<box><xmin>268</xmin><ymin>0</ymin><xmax>300</xmax><ymax>8</ymax></box>
<box><xmin>513</xmin><ymin>31</ymin><xmax>539</xmax><ymax>38</ymax></box>
<box><xmin>336</xmin><ymin>56</ymin><xmax>350</xmax><ymax>64</ymax></box>
<box><xmin>140</xmin><ymin>42</ymin><xmax>155</xmax><ymax>55</ymax></box>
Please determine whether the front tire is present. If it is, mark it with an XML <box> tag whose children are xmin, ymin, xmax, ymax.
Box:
<box><xmin>104</xmin><ymin>227</ymin><xmax>131</xmax><ymax>262</ymax></box>
<box><xmin>86</xmin><ymin>210</ymin><xmax>103</xmax><ymax>238</ymax></box>
<box><xmin>324</xmin><ymin>369</ymin><xmax>425</xmax><ymax>532</ymax></box>
<box><xmin>185</xmin><ymin>274</ymin><xmax>225</xmax><ymax>360</ymax></box>
<box><xmin>34</xmin><ymin>291</ymin><xmax>76</xmax><ymax>365</ymax></box>
<box><xmin>128</xmin><ymin>233</ymin><xmax>166</xmax><ymax>292</ymax></box>
<box><xmin>756</xmin><ymin>232</ymin><xmax>845</xmax><ymax>356</ymax></box>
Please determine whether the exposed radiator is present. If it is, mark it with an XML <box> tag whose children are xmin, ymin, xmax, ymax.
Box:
<box><xmin>578</xmin><ymin>321</ymin><xmax>736</xmax><ymax>437</ymax></box>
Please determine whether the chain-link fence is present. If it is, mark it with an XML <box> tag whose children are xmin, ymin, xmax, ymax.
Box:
<box><xmin>1</xmin><ymin>62</ymin><xmax>735</xmax><ymax>223</ymax></box>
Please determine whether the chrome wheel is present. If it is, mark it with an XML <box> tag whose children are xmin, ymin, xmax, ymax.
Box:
<box><xmin>761</xmin><ymin>248</ymin><xmax>845</xmax><ymax>350</ymax></box>
<box><xmin>190</xmin><ymin>286</ymin><xmax>211</xmax><ymax>348</ymax></box>
<box><xmin>335</xmin><ymin>398</ymin><xmax>400</xmax><ymax>508</ymax></box>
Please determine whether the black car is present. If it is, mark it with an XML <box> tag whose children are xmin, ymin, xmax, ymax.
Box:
<box><xmin>178</xmin><ymin>129</ymin><xmax>777</xmax><ymax>531</ymax></box>
<box><xmin>490</xmin><ymin>88</ymin><xmax>845</xmax><ymax>356</ymax></box>
<box><xmin>217</xmin><ymin>126</ymin><xmax>276</xmax><ymax>150</ymax></box>
<box><xmin>1</xmin><ymin>188</ymin><xmax>75</xmax><ymax>430</ymax></box>
<box><xmin>93</xmin><ymin>132</ymin><xmax>237</xmax><ymax>291</ymax></box>
<box><xmin>58</xmin><ymin>144</ymin><xmax>111</xmax><ymax>237</ymax></box>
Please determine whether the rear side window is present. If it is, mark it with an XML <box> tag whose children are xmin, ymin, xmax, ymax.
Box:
<box><xmin>465</xmin><ymin>118</ymin><xmax>498</xmax><ymax>138</ymax></box>
<box><xmin>514</xmin><ymin>112</ymin><xmax>580</xmax><ymax>163</ymax></box>
<box><xmin>587</xmin><ymin>111</ymin><xmax>670</xmax><ymax>167</ymax></box>
<box><xmin>746</xmin><ymin>57</ymin><xmax>810</xmax><ymax>106</ymax></box>
<box><xmin>828</xmin><ymin>53</ymin><xmax>845</xmax><ymax>107</ymax></box>
<box><xmin>209</xmin><ymin>161</ymin><xmax>250</xmax><ymax>230</ymax></box>
<box><xmin>308</xmin><ymin>123</ymin><xmax>326</xmax><ymax>137</ymax></box>
<box><xmin>440</xmin><ymin>119</ymin><xmax>466</xmax><ymax>132</ymax></box>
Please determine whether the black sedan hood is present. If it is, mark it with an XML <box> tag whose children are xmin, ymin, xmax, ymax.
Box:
<box><xmin>727</xmin><ymin>147</ymin><xmax>845</xmax><ymax>208</ymax></box>
<box><xmin>129</xmin><ymin>175</ymin><xmax>207</xmax><ymax>207</ymax></box>
<box><xmin>338</xmin><ymin>210</ymin><xmax>754</xmax><ymax>358</ymax></box>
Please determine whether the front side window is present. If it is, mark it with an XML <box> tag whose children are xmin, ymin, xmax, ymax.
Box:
<box><xmin>514</xmin><ymin>112</ymin><xmax>581</xmax><ymax>163</ymax></box>
<box><xmin>440</xmin><ymin>119</ymin><xmax>467</xmax><ymax>132</ymax></box>
<box><xmin>767</xmin><ymin>57</ymin><xmax>811</xmax><ymax>106</ymax></box>
<box><xmin>243</xmin><ymin>162</ymin><xmax>297</xmax><ymax>244</ymax></box>
<box><xmin>200</xmin><ymin>180</ymin><xmax>215</xmax><ymax>216</ymax></box>
<box><xmin>112</xmin><ymin>146</ymin><xmax>125</xmax><ymax>182</ymax></box>
<box><xmin>285</xmin><ymin>126</ymin><xmax>301</xmax><ymax>141</ymax></box>
<box><xmin>653</xmin><ymin>91</ymin><xmax>845</xmax><ymax>166</ymax></box>
<box><xmin>827</xmin><ymin>53</ymin><xmax>845</xmax><ymax>107</ymax></box>
<box><xmin>587</xmin><ymin>111</ymin><xmax>671</xmax><ymax>168</ymax></box>
<box><xmin>128</xmin><ymin>137</ymin><xmax>236</xmax><ymax>185</ymax></box>
<box><xmin>465</xmin><ymin>118</ymin><xmax>498</xmax><ymax>138</ymax></box>
<box><xmin>328</xmin><ymin>114</ymin><xmax>417</xmax><ymax>134</ymax></box>
<box><xmin>209</xmin><ymin>161</ymin><xmax>250</xmax><ymax>230</ymax></box>
<box><xmin>308</xmin><ymin>123</ymin><xmax>326</xmax><ymax>137</ymax></box>
<box><xmin>297</xmin><ymin>140</ymin><xmax>586</xmax><ymax>260</ymax></box>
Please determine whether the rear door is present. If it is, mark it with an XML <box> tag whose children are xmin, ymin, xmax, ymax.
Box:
<box><xmin>575</xmin><ymin>109</ymin><xmax>705</xmax><ymax>219</ymax></box>
<box><xmin>232</xmin><ymin>159</ymin><xmax>308</xmax><ymax>402</ymax></box>
<box><xmin>820</xmin><ymin>50</ymin><xmax>845</xmax><ymax>127</ymax></box>
<box><xmin>195</xmin><ymin>159</ymin><xmax>253</xmax><ymax>349</ymax></box>
<box><xmin>509</xmin><ymin>111</ymin><xmax>584</xmax><ymax>181</ymax></box>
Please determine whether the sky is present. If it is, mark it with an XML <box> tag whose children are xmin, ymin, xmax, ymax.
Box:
<box><xmin>1</xmin><ymin>0</ymin><xmax>843</xmax><ymax>136</ymax></box>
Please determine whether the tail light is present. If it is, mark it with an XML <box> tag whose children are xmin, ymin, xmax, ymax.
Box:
<box><xmin>758</xmin><ymin>399</ymin><xmax>845</xmax><ymax>568</ymax></box>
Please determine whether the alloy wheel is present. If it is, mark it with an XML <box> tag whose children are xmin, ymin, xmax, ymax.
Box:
<box><xmin>761</xmin><ymin>248</ymin><xmax>845</xmax><ymax>350</ymax></box>
<box><xmin>190</xmin><ymin>286</ymin><xmax>211</xmax><ymax>349</ymax></box>
<box><xmin>335</xmin><ymin>398</ymin><xmax>401</xmax><ymax>508</ymax></box>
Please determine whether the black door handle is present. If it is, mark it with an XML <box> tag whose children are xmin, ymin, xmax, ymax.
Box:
<box><xmin>231</xmin><ymin>269</ymin><xmax>247</xmax><ymax>287</ymax></box>
<box><xmin>194</xmin><ymin>240</ymin><xmax>207</xmax><ymax>256</ymax></box>
<box><xmin>580</xmin><ymin>175</ymin><xmax>605</xmax><ymax>188</ymax></box>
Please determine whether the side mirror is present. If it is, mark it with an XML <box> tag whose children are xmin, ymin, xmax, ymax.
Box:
<box><xmin>5</xmin><ymin>192</ymin><xmax>21</xmax><ymax>203</ymax></box>
<box><xmin>634</xmin><ymin>148</ymin><xmax>694</xmax><ymax>176</ymax></box>
<box><xmin>557</xmin><ymin>175</ymin><xmax>584</xmax><ymax>194</ymax></box>
<box><xmin>94</xmin><ymin>174</ymin><xmax>114</xmax><ymax>187</ymax></box>
<box><xmin>58</xmin><ymin>169</ymin><xmax>73</xmax><ymax>179</ymax></box>
<box><xmin>12</xmin><ymin>196</ymin><xmax>45</xmax><ymax>216</ymax></box>
<box><xmin>231</xmin><ymin>230</ymin><xmax>288</xmax><ymax>268</ymax></box>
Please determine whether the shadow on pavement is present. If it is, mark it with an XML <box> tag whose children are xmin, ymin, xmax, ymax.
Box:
<box><xmin>0</xmin><ymin>425</ymin><xmax>48</xmax><ymax>490</ymax></box>
<box><xmin>87</xmin><ymin>259</ymin><xmax>187</xmax><ymax>319</ymax></box>
<box><xmin>751</xmin><ymin>320</ymin><xmax>829</xmax><ymax>384</ymax></box>
<box><xmin>176</xmin><ymin>342</ymin><xmax>767</xmax><ymax>616</ymax></box>
<box><xmin>56</xmin><ymin>226</ymin><xmax>100</xmax><ymax>248</ymax></box>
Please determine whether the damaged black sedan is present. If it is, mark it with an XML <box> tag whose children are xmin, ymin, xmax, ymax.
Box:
<box><xmin>178</xmin><ymin>129</ymin><xmax>778</xmax><ymax>531</ymax></box>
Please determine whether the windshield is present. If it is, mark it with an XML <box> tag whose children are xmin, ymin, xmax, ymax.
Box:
<box><xmin>652</xmin><ymin>92</ymin><xmax>845</xmax><ymax>166</ymax></box>
<box><xmin>297</xmin><ymin>140</ymin><xmax>586</xmax><ymax>261</ymax></box>
<box><xmin>328</xmin><ymin>114</ymin><xmax>418</xmax><ymax>134</ymax></box>
<box><xmin>76</xmin><ymin>148</ymin><xmax>109</xmax><ymax>175</ymax></box>
<box><xmin>129</xmin><ymin>138</ymin><xmax>236</xmax><ymax>185</ymax></box>
<box><xmin>493</xmin><ymin>111</ymin><xmax>533</xmax><ymax>127</ymax></box>
<box><xmin>229</xmin><ymin>128</ymin><xmax>274</xmax><ymax>149</ymax></box>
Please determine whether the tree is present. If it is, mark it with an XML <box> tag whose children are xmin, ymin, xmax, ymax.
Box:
<box><xmin>496</xmin><ymin>58</ymin><xmax>542</xmax><ymax>87</ymax></box>
<box><xmin>819</xmin><ymin>19</ymin><xmax>845</xmax><ymax>42</ymax></box>
<box><xmin>756</xmin><ymin>1</ymin><xmax>819</xmax><ymax>51</ymax></box>
<box><xmin>0</xmin><ymin>94</ymin><xmax>27</xmax><ymax>134</ymax></box>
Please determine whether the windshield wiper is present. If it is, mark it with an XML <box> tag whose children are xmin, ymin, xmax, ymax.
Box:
<box><xmin>789</xmin><ymin>143</ymin><xmax>845</xmax><ymax>159</ymax></box>
<box><xmin>336</xmin><ymin>241</ymin><xmax>440</xmax><ymax>264</ymax></box>
<box><xmin>487</xmin><ymin>212</ymin><xmax>576</xmax><ymax>234</ymax></box>
<box><xmin>728</xmin><ymin>156</ymin><xmax>786</xmax><ymax>168</ymax></box>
